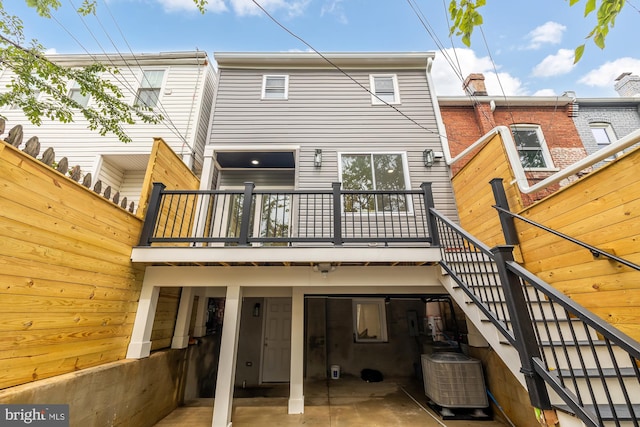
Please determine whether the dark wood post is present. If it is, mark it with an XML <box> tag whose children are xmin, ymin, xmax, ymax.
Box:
<box><xmin>490</xmin><ymin>178</ymin><xmax>519</xmax><ymax>245</ymax></box>
<box><xmin>421</xmin><ymin>182</ymin><xmax>439</xmax><ymax>246</ymax></box>
<box><xmin>492</xmin><ymin>245</ymin><xmax>551</xmax><ymax>410</ymax></box>
<box><xmin>138</xmin><ymin>182</ymin><xmax>166</xmax><ymax>246</ymax></box>
<box><xmin>332</xmin><ymin>182</ymin><xmax>343</xmax><ymax>246</ymax></box>
<box><xmin>238</xmin><ymin>182</ymin><xmax>255</xmax><ymax>246</ymax></box>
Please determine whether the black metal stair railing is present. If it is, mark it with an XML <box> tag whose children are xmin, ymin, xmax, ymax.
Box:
<box><xmin>428</xmin><ymin>206</ymin><xmax>640</xmax><ymax>427</ymax></box>
<box><xmin>138</xmin><ymin>182</ymin><xmax>434</xmax><ymax>247</ymax></box>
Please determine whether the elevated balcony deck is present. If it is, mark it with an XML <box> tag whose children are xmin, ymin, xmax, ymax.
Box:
<box><xmin>131</xmin><ymin>182</ymin><xmax>442</xmax><ymax>266</ymax></box>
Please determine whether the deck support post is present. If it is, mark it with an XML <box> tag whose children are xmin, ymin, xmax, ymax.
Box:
<box><xmin>171</xmin><ymin>287</ymin><xmax>195</xmax><ymax>349</ymax></box>
<box><xmin>212</xmin><ymin>285</ymin><xmax>243</xmax><ymax>427</ymax></box>
<box><xmin>126</xmin><ymin>278</ymin><xmax>160</xmax><ymax>359</ymax></box>
<box><xmin>288</xmin><ymin>287</ymin><xmax>305</xmax><ymax>414</ymax></box>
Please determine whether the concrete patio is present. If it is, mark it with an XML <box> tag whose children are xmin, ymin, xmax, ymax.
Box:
<box><xmin>155</xmin><ymin>376</ymin><xmax>510</xmax><ymax>426</ymax></box>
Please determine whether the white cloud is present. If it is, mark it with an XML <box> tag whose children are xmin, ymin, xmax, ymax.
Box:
<box><xmin>45</xmin><ymin>48</ymin><xmax>58</xmax><ymax>55</ymax></box>
<box><xmin>432</xmin><ymin>48</ymin><xmax>525</xmax><ymax>96</ymax></box>
<box><xmin>229</xmin><ymin>0</ymin><xmax>309</xmax><ymax>17</ymax></box>
<box><xmin>321</xmin><ymin>0</ymin><xmax>347</xmax><ymax>24</ymax></box>
<box><xmin>533</xmin><ymin>88</ymin><xmax>557</xmax><ymax>96</ymax></box>
<box><xmin>157</xmin><ymin>0</ymin><xmax>227</xmax><ymax>12</ymax></box>
<box><xmin>526</xmin><ymin>21</ymin><xmax>566</xmax><ymax>49</ymax></box>
<box><xmin>532</xmin><ymin>49</ymin><xmax>575</xmax><ymax>77</ymax></box>
<box><xmin>578</xmin><ymin>57</ymin><xmax>640</xmax><ymax>87</ymax></box>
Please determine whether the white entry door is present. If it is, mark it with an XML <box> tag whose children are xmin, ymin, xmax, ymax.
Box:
<box><xmin>261</xmin><ymin>297</ymin><xmax>292</xmax><ymax>383</ymax></box>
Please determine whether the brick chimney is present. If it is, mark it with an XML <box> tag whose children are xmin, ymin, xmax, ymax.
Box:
<box><xmin>463</xmin><ymin>73</ymin><xmax>488</xmax><ymax>96</ymax></box>
<box><xmin>614</xmin><ymin>72</ymin><xmax>640</xmax><ymax>97</ymax></box>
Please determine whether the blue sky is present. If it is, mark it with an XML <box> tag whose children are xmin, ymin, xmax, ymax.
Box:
<box><xmin>7</xmin><ymin>0</ymin><xmax>640</xmax><ymax>97</ymax></box>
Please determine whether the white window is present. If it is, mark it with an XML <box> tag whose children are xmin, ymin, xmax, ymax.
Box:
<box><xmin>510</xmin><ymin>124</ymin><xmax>554</xmax><ymax>170</ymax></box>
<box><xmin>262</xmin><ymin>75</ymin><xmax>289</xmax><ymax>100</ymax></box>
<box><xmin>339</xmin><ymin>152</ymin><xmax>410</xmax><ymax>212</ymax></box>
<box><xmin>135</xmin><ymin>70</ymin><xmax>164</xmax><ymax>108</ymax></box>
<box><xmin>370</xmin><ymin>74</ymin><xmax>400</xmax><ymax>104</ymax></box>
<box><xmin>590</xmin><ymin>122</ymin><xmax>617</xmax><ymax>160</ymax></box>
<box><xmin>68</xmin><ymin>81</ymin><xmax>90</xmax><ymax>108</ymax></box>
<box><xmin>353</xmin><ymin>298</ymin><xmax>388</xmax><ymax>343</ymax></box>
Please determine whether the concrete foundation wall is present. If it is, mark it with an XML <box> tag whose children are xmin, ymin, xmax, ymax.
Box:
<box><xmin>235</xmin><ymin>297</ymin><xmax>265</xmax><ymax>387</ymax></box>
<box><xmin>306</xmin><ymin>298</ymin><xmax>328</xmax><ymax>379</ymax></box>
<box><xmin>326</xmin><ymin>299</ymin><xmax>426</xmax><ymax>378</ymax></box>
<box><xmin>0</xmin><ymin>349</ymin><xmax>187</xmax><ymax>427</ymax></box>
<box><xmin>184</xmin><ymin>335</ymin><xmax>220</xmax><ymax>399</ymax></box>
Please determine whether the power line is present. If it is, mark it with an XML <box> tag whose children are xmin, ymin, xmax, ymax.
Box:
<box><xmin>66</xmin><ymin>0</ymin><xmax>187</xmax><ymax>143</ymax></box>
<box><xmin>250</xmin><ymin>0</ymin><xmax>444</xmax><ymax>139</ymax></box>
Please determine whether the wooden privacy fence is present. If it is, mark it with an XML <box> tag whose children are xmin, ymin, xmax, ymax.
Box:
<box><xmin>452</xmin><ymin>131</ymin><xmax>640</xmax><ymax>342</ymax></box>
<box><xmin>2</xmin><ymin>119</ymin><xmax>136</xmax><ymax>214</ymax></box>
<box><xmin>0</xmin><ymin>124</ymin><xmax>200</xmax><ymax>389</ymax></box>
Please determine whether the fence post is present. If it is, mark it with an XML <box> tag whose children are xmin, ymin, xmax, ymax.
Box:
<box><xmin>490</xmin><ymin>178</ymin><xmax>519</xmax><ymax>246</ymax></box>
<box><xmin>332</xmin><ymin>182</ymin><xmax>343</xmax><ymax>246</ymax></box>
<box><xmin>491</xmin><ymin>245</ymin><xmax>551</xmax><ymax>410</ymax></box>
<box><xmin>138</xmin><ymin>182</ymin><xmax>166</xmax><ymax>246</ymax></box>
<box><xmin>238</xmin><ymin>182</ymin><xmax>255</xmax><ymax>246</ymax></box>
<box><xmin>420</xmin><ymin>182</ymin><xmax>439</xmax><ymax>246</ymax></box>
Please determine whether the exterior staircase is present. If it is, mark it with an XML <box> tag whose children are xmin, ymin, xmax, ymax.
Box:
<box><xmin>431</xmin><ymin>211</ymin><xmax>640</xmax><ymax>427</ymax></box>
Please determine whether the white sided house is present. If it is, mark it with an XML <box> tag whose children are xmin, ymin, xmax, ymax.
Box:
<box><xmin>0</xmin><ymin>51</ymin><xmax>216</xmax><ymax>210</ymax></box>
<box><xmin>128</xmin><ymin>52</ymin><xmax>462</xmax><ymax>426</ymax></box>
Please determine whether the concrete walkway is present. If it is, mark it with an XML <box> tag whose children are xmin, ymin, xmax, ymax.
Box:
<box><xmin>155</xmin><ymin>377</ymin><xmax>509</xmax><ymax>426</ymax></box>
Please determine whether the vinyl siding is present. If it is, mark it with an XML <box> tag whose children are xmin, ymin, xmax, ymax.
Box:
<box><xmin>0</xmin><ymin>53</ymin><xmax>215</xmax><ymax>184</ymax></box>
<box><xmin>210</xmin><ymin>67</ymin><xmax>458</xmax><ymax>219</ymax></box>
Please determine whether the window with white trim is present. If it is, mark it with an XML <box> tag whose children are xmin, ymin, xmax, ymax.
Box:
<box><xmin>353</xmin><ymin>298</ymin><xmax>388</xmax><ymax>342</ymax></box>
<box><xmin>68</xmin><ymin>81</ymin><xmax>90</xmax><ymax>108</ymax></box>
<box><xmin>261</xmin><ymin>75</ymin><xmax>289</xmax><ymax>100</ymax></box>
<box><xmin>370</xmin><ymin>74</ymin><xmax>400</xmax><ymax>104</ymax></box>
<box><xmin>510</xmin><ymin>124</ymin><xmax>554</xmax><ymax>169</ymax></box>
<box><xmin>339</xmin><ymin>152</ymin><xmax>410</xmax><ymax>212</ymax></box>
<box><xmin>135</xmin><ymin>70</ymin><xmax>164</xmax><ymax>108</ymax></box>
<box><xmin>590</xmin><ymin>122</ymin><xmax>617</xmax><ymax>160</ymax></box>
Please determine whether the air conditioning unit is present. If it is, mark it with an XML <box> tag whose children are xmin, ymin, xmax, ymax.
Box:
<box><xmin>421</xmin><ymin>352</ymin><xmax>488</xmax><ymax>409</ymax></box>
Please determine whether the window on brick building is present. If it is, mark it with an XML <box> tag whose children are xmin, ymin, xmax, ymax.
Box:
<box><xmin>590</xmin><ymin>122</ymin><xmax>617</xmax><ymax>161</ymax></box>
<box><xmin>510</xmin><ymin>124</ymin><xmax>554</xmax><ymax>170</ymax></box>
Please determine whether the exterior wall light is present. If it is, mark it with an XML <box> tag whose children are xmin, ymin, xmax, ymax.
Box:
<box><xmin>314</xmin><ymin>149</ymin><xmax>322</xmax><ymax>167</ymax></box>
<box><xmin>423</xmin><ymin>149</ymin><xmax>435</xmax><ymax>167</ymax></box>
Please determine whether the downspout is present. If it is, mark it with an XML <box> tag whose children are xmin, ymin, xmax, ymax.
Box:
<box><xmin>425</xmin><ymin>57</ymin><xmax>451</xmax><ymax>163</ymax></box>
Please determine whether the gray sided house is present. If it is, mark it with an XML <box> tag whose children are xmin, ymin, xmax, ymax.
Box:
<box><xmin>127</xmin><ymin>52</ymin><xmax>461</xmax><ymax>426</ymax></box>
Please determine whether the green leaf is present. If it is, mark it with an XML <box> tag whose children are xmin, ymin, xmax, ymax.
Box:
<box><xmin>574</xmin><ymin>44</ymin><xmax>585</xmax><ymax>63</ymax></box>
<box><xmin>594</xmin><ymin>32</ymin><xmax>605</xmax><ymax>49</ymax></box>
<box><xmin>569</xmin><ymin>0</ymin><xmax>580</xmax><ymax>6</ymax></box>
<box><xmin>584</xmin><ymin>0</ymin><xmax>596</xmax><ymax>16</ymax></box>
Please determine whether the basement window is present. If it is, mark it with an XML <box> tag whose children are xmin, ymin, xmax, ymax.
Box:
<box><xmin>353</xmin><ymin>298</ymin><xmax>388</xmax><ymax>343</ymax></box>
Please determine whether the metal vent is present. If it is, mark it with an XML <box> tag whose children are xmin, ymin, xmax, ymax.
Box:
<box><xmin>421</xmin><ymin>352</ymin><xmax>488</xmax><ymax>408</ymax></box>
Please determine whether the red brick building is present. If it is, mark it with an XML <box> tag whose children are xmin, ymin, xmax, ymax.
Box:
<box><xmin>438</xmin><ymin>74</ymin><xmax>587</xmax><ymax>204</ymax></box>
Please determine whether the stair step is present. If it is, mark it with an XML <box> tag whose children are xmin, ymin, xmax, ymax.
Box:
<box><xmin>555</xmin><ymin>403</ymin><xmax>640</xmax><ymax>421</ymax></box>
<box><xmin>558</xmin><ymin>367</ymin><xmax>638</xmax><ymax>377</ymax></box>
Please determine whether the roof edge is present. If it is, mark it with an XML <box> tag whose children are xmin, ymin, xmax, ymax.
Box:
<box><xmin>214</xmin><ymin>51</ymin><xmax>436</xmax><ymax>68</ymax></box>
